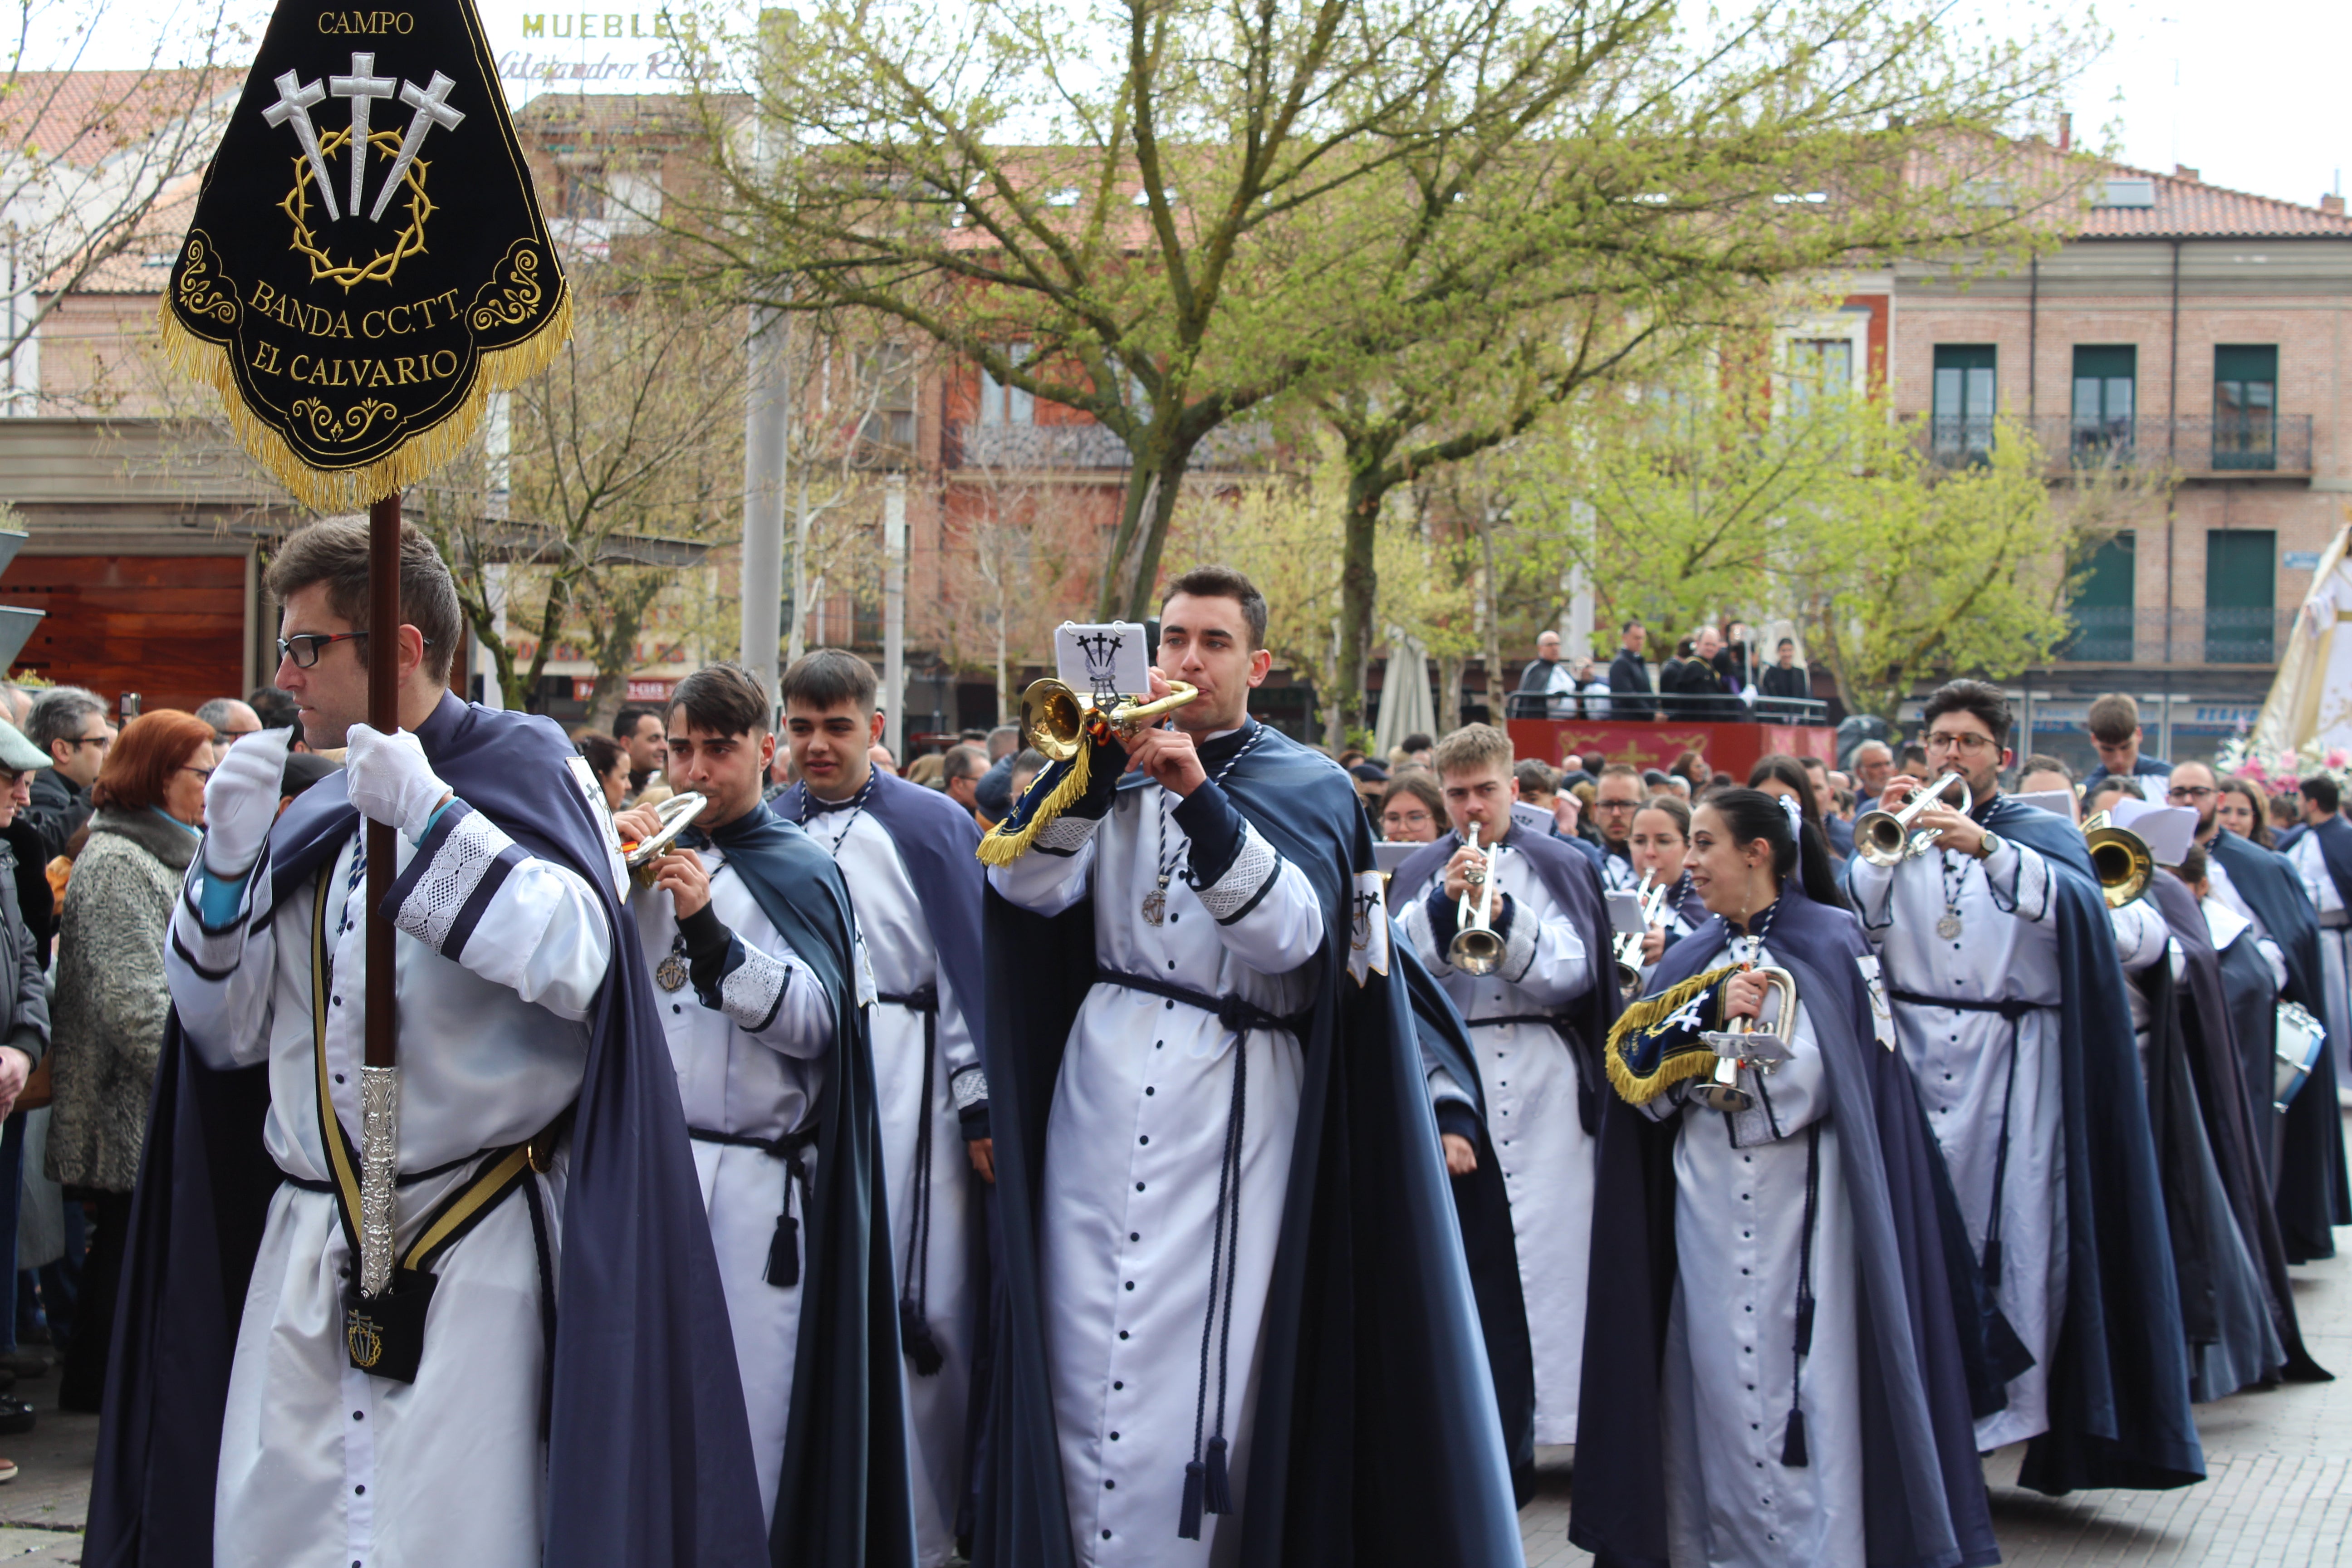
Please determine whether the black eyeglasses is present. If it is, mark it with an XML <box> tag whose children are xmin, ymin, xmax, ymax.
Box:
<box><xmin>278</xmin><ymin>631</ymin><xmax>433</xmax><ymax>669</ymax></box>
<box><xmin>179</xmin><ymin>764</ymin><xmax>215</xmax><ymax>783</ymax></box>
<box><xmin>2167</xmin><ymin>785</ymin><xmax>2215</xmax><ymax>800</ymax></box>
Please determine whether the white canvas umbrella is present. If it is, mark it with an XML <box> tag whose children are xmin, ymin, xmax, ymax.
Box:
<box><xmin>1374</xmin><ymin>630</ymin><xmax>1437</xmax><ymax>762</ymax></box>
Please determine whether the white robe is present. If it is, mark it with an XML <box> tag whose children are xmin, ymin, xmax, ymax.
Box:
<box><xmin>1395</xmin><ymin>837</ymin><xmax>1597</xmax><ymax>1445</ymax></box>
<box><xmin>799</xmin><ymin>802</ymin><xmax>982</xmax><ymax>1567</ymax></box>
<box><xmin>168</xmin><ymin>803</ymin><xmax>613</xmax><ymax>1568</ymax></box>
<box><xmin>630</xmin><ymin>842</ymin><xmax>841</xmax><ymax>1528</ymax></box>
<box><xmin>989</xmin><ymin>772</ymin><xmax>1324</xmax><ymax>1568</ymax></box>
<box><xmin>2287</xmin><ymin>830</ymin><xmax>2352</xmax><ymax>1082</ymax></box>
<box><xmin>1643</xmin><ymin>937</ymin><xmax>1863</xmax><ymax>1568</ymax></box>
<box><xmin>1848</xmin><ymin>834</ymin><xmax>2066</xmax><ymax>1450</ymax></box>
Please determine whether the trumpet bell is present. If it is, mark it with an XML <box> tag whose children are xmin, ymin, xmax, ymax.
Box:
<box><xmin>1019</xmin><ymin>679</ymin><xmax>1090</xmax><ymax>763</ymax></box>
<box><xmin>2082</xmin><ymin>812</ymin><xmax>2154</xmax><ymax>907</ymax></box>
<box><xmin>1855</xmin><ymin>772</ymin><xmax>1973</xmax><ymax>867</ymax></box>
<box><xmin>622</xmin><ymin>792</ymin><xmax>709</xmax><ymax>887</ymax></box>
<box><xmin>1449</xmin><ymin>926</ymin><xmax>1505</xmax><ymax>976</ymax></box>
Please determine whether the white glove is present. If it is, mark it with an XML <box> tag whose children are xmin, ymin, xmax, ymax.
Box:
<box><xmin>202</xmin><ymin>727</ymin><xmax>295</xmax><ymax>879</ymax></box>
<box><xmin>345</xmin><ymin>725</ymin><xmax>453</xmax><ymax>842</ymax></box>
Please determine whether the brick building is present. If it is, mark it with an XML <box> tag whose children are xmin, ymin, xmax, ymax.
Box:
<box><xmin>1882</xmin><ymin>165</ymin><xmax>2352</xmax><ymax>770</ymax></box>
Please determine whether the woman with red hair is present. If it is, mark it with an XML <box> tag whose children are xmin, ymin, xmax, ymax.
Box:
<box><xmin>48</xmin><ymin>709</ymin><xmax>214</xmax><ymax>1410</ymax></box>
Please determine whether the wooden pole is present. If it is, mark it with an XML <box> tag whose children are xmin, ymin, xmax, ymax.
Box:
<box><xmin>366</xmin><ymin>492</ymin><xmax>399</xmax><ymax>1074</ymax></box>
<box><xmin>359</xmin><ymin>491</ymin><xmax>401</xmax><ymax>1298</ymax></box>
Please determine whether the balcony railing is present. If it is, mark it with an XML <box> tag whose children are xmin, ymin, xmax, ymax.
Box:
<box><xmin>1918</xmin><ymin>414</ymin><xmax>2314</xmax><ymax>478</ymax></box>
<box><xmin>2057</xmin><ymin>605</ymin><xmax>2298</xmax><ymax>665</ymax></box>
<box><xmin>946</xmin><ymin>419</ymin><xmax>1275</xmax><ymax>472</ymax></box>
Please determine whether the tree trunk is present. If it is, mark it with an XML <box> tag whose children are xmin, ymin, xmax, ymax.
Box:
<box><xmin>1336</xmin><ymin>453</ymin><xmax>1387</xmax><ymax>745</ymax></box>
<box><xmin>1437</xmin><ymin>652</ymin><xmax>1464</xmax><ymax>734</ymax></box>
<box><xmin>1479</xmin><ymin>502</ymin><xmax>1504</xmax><ymax>725</ymax></box>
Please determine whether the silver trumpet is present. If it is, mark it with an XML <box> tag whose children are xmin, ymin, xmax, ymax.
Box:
<box><xmin>1694</xmin><ymin>965</ymin><xmax>1798</xmax><ymax>1113</ymax></box>
<box><xmin>622</xmin><ymin>792</ymin><xmax>709</xmax><ymax>888</ymax></box>
<box><xmin>1854</xmin><ymin>771</ymin><xmax>1973</xmax><ymax>867</ymax></box>
<box><xmin>1449</xmin><ymin>824</ymin><xmax>1505</xmax><ymax>975</ymax></box>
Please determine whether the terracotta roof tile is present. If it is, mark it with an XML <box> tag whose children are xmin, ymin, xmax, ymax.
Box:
<box><xmin>0</xmin><ymin>69</ymin><xmax>232</xmax><ymax>167</ymax></box>
<box><xmin>2081</xmin><ymin>162</ymin><xmax>2352</xmax><ymax>240</ymax></box>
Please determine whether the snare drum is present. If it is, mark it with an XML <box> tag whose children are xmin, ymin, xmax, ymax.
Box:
<box><xmin>2274</xmin><ymin>1000</ymin><xmax>2329</xmax><ymax>1113</ymax></box>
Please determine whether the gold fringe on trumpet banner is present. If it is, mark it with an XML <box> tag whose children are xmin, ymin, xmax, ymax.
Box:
<box><xmin>1604</xmin><ymin>963</ymin><xmax>1739</xmax><ymax>1106</ymax></box>
<box><xmin>975</xmin><ymin>742</ymin><xmax>1093</xmax><ymax>867</ymax></box>
<box><xmin>154</xmin><ymin>288</ymin><xmax>573</xmax><ymax>516</ymax></box>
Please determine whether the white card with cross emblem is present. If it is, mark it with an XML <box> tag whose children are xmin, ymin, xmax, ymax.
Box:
<box><xmin>1054</xmin><ymin>622</ymin><xmax>1151</xmax><ymax>703</ymax></box>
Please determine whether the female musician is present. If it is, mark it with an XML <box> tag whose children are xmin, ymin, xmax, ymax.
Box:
<box><xmin>1628</xmin><ymin>796</ymin><xmax>1707</xmax><ymax>966</ymax></box>
<box><xmin>2215</xmin><ymin>776</ymin><xmax>2273</xmax><ymax>849</ymax></box>
<box><xmin>1573</xmin><ymin>789</ymin><xmax>1993</xmax><ymax>1568</ymax></box>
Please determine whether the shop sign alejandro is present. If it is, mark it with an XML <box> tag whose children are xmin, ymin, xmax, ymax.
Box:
<box><xmin>160</xmin><ymin>0</ymin><xmax>569</xmax><ymax>509</ymax></box>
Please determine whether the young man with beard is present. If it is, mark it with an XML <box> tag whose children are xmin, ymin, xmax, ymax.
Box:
<box><xmin>1590</xmin><ymin>763</ymin><xmax>1645</xmax><ymax>892</ymax></box>
<box><xmin>1846</xmin><ymin>679</ymin><xmax>2199</xmax><ymax>1494</ymax></box>
<box><xmin>765</xmin><ymin>649</ymin><xmax>991</xmax><ymax>1566</ymax></box>
<box><xmin>1392</xmin><ymin>724</ymin><xmax>1616</xmax><ymax>1457</ymax></box>
<box><xmin>976</xmin><ymin>566</ymin><xmax>1518</xmax><ymax>1568</ymax></box>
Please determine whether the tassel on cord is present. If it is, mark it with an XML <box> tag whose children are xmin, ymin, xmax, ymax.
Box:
<box><xmin>1779</xmin><ymin>1408</ymin><xmax>1809</xmax><ymax>1468</ymax></box>
<box><xmin>153</xmin><ymin>258</ymin><xmax>573</xmax><ymax>513</ymax></box>
<box><xmin>898</xmin><ymin>1301</ymin><xmax>946</xmax><ymax>1377</ymax></box>
<box><xmin>975</xmin><ymin>744</ymin><xmax>1092</xmax><ymax>867</ymax></box>
<box><xmin>764</xmin><ymin>1213</ymin><xmax>799</xmax><ymax>1289</ymax></box>
<box><xmin>1203</xmin><ymin>1436</ymin><xmax>1232</xmax><ymax>1515</ymax></box>
<box><xmin>1178</xmin><ymin>1461</ymin><xmax>1206</xmax><ymax>1540</ymax></box>
<box><xmin>1604</xmin><ymin>964</ymin><xmax>1740</xmax><ymax>1106</ymax></box>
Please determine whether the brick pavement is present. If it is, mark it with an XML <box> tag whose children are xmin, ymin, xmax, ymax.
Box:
<box><xmin>1519</xmin><ymin>1120</ymin><xmax>2352</xmax><ymax>1566</ymax></box>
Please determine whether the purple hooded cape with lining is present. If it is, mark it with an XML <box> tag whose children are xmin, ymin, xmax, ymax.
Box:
<box><xmin>86</xmin><ymin>695</ymin><xmax>770</xmax><ymax>1567</ymax></box>
<box><xmin>1570</xmin><ymin>884</ymin><xmax>1997</xmax><ymax>1568</ymax></box>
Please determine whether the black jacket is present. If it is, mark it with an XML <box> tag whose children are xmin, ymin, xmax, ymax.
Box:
<box><xmin>1606</xmin><ymin>649</ymin><xmax>1655</xmax><ymax>720</ymax></box>
<box><xmin>23</xmin><ymin>770</ymin><xmax>90</xmax><ymax>867</ymax></box>
<box><xmin>1757</xmin><ymin>662</ymin><xmax>1811</xmax><ymax>721</ymax></box>
<box><xmin>0</xmin><ymin>837</ymin><xmax>48</xmax><ymax>1070</ymax></box>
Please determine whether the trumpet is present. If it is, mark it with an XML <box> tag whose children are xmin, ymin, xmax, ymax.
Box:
<box><xmin>1019</xmin><ymin>677</ymin><xmax>1200</xmax><ymax>763</ymax></box>
<box><xmin>1694</xmin><ymin>965</ymin><xmax>1798</xmax><ymax>1114</ymax></box>
<box><xmin>1854</xmin><ymin>772</ymin><xmax>1973</xmax><ymax>867</ymax></box>
<box><xmin>621</xmin><ymin>792</ymin><xmax>708</xmax><ymax>888</ymax></box>
<box><xmin>1449</xmin><ymin>824</ymin><xmax>1505</xmax><ymax>975</ymax></box>
<box><xmin>2081</xmin><ymin>811</ymin><xmax>2153</xmax><ymax>907</ymax></box>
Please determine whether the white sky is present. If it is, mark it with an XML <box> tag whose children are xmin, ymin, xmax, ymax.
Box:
<box><xmin>17</xmin><ymin>0</ymin><xmax>2348</xmax><ymax>209</ymax></box>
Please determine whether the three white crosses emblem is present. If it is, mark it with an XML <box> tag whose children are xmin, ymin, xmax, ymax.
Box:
<box><xmin>262</xmin><ymin>54</ymin><xmax>464</xmax><ymax>225</ymax></box>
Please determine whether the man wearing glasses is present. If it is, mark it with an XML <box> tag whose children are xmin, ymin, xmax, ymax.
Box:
<box><xmin>1847</xmin><ymin>680</ymin><xmax>2197</xmax><ymax>1488</ymax></box>
<box><xmin>1590</xmin><ymin>763</ymin><xmax>1645</xmax><ymax>892</ymax></box>
<box><xmin>21</xmin><ymin>687</ymin><xmax>109</xmax><ymax>865</ymax></box>
<box><xmin>195</xmin><ymin>696</ymin><xmax>264</xmax><ymax>764</ymax></box>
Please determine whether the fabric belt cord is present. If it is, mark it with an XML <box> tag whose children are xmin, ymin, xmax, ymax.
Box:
<box><xmin>1887</xmin><ymin>988</ymin><xmax>2043</xmax><ymax>1287</ymax></box>
<box><xmin>2321</xmin><ymin>911</ymin><xmax>2350</xmax><ymax>931</ymax></box>
<box><xmin>687</xmin><ymin>1124</ymin><xmax>815</xmax><ymax>1288</ymax></box>
<box><xmin>1093</xmin><ymin>968</ymin><xmax>1309</xmax><ymax>1541</ymax></box>
<box><xmin>1782</xmin><ymin>1121</ymin><xmax>1823</xmax><ymax>1467</ymax></box>
<box><xmin>306</xmin><ymin>862</ymin><xmax>565</xmax><ymax>1395</ymax></box>
<box><xmin>877</xmin><ymin>986</ymin><xmax>946</xmax><ymax>1375</ymax></box>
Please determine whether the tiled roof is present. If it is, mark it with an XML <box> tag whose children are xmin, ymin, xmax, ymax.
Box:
<box><xmin>0</xmin><ymin>69</ymin><xmax>232</xmax><ymax>167</ymax></box>
<box><xmin>2081</xmin><ymin>163</ymin><xmax>2352</xmax><ymax>240</ymax></box>
<box><xmin>45</xmin><ymin>172</ymin><xmax>203</xmax><ymax>294</ymax></box>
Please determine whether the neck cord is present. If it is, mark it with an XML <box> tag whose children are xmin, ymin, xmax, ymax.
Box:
<box><xmin>800</xmin><ymin>771</ymin><xmax>876</xmax><ymax>848</ymax></box>
<box><xmin>1153</xmin><ymin>724</ymin><xmax>1264</xmax><ymax>891</ymax></box>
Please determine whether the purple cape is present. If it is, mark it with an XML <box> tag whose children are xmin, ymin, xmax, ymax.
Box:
<box><xmin>88</xmin><ymin>693</ymin><xmax>769</xmax><ymax>1566</ymax></box>
<box><xmin>1572</xmin><ymin>885</ymin><xmax>1997</xmax><ymax>1568</ymax></box>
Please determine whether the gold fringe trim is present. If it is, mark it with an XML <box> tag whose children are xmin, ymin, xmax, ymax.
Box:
<box><xmin>154</xmin><ymin>284</ymin><xmax>573</xmax><ymax>513</ymax></box>
<box><xmin>975</xmin><ymin>744</ymin><xmax>1092</xmax><ymax>867</ymax></box>
<box><xmin>1604</xmin><ymin>963</ymin><xmax>1739</xmax><ymax>1106</ymax></box>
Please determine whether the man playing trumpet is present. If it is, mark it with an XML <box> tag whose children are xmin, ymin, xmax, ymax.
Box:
<box><xmin>1393</xmin><ymin>724</ymin><xmax>1617</xmax><ymax>1455</ymax></box>
<box><xmin>1845</xmin><ymin>681</ymin><xmax>2199</xmax><ymax>1491</ymax></box>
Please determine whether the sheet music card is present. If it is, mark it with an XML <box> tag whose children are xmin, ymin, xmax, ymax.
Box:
<box><xmin>1054</xmin><ymin>622</ymin><xmax>1151</xmax><ymax>706</ymax></box>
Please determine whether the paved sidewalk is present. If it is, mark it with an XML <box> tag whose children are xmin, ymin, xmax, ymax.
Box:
<box><xmin>1520</xmin><ymin>1132</ymin><xmax>2352</xmax><ymax>1565</ymax></box>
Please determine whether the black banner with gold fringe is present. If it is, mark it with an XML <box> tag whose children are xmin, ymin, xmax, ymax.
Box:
<box><xmin>159</xmin><ymin>0</ymin><xmax>568</xmax><ymax>510</ymax></box>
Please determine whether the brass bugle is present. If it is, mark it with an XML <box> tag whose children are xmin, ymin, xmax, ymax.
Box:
<box><xmin>1449</xmin><ymin>823</ymin><xmax>1505</xmax><ymax>975</ymax></box>
<box><xmin>1855</xmin><ymin>771</ymin><xmax>1973</xmax><ymax>867</ymax></box>
<box><xmin>1019</xmin><ymin>677</ymin><xmax>1201</xmax><ymax>764</ymax></box>
<box><xmin>1613</xmin><ymin>870</ymin><xmax>1655</xmax><ymax>998</ymax></box>
<box><xmin>1693</xmin><ymin>965</ymin><xmax>1798</xmax><ymax>1114</ymax></box>
<box><xmin>622</xmin><ymin>792</ymin><xmax>708</xmax><ymax>887</ymax></box>
<box><xmin>2082</xmin><ymin>811</ymin><xmax>2153</xmax><ymax>908</ymax></box>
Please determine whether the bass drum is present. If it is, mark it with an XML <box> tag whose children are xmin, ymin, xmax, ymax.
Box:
<box><xmin>2274</xmin><ymin>1000</ymin><xmax>2329</xmax><ymax>1113</ymax></box>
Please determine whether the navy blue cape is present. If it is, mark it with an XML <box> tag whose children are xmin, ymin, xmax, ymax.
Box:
<box><xmin>1980</xmin><ymin>798</ymin><xmax>2205</xmax><ymax>1494</ymax></box>
<box><xmin>2209</xmin><ymin>828</ymin><xmax>2352</xmax><ymax>1257</ymax></box>
<box><xmin>1570</xmin><ymin>886</ymin><xmax>1997</xmax><ymax>1568</ymax></box>
<box><xmin>87</xmin><ymin>694</ymin><xmax>769</xmax><ymax>1567</ymax></box>
<box><xmin>1388</xmin><ymin>927</ymin><xmax>1537</xmax><ymax>1506</ymax></box>
<box><xmin>698</xmin><ymin>805</ymin><xmax>918</xmax><ymax>1567</ymax></box>
<box><xmin>974</xmin><ymin>720</ymin><xmax>1523</xmax><ymax>1567</ymax></box>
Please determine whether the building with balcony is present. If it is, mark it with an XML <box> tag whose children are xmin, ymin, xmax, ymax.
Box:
<box><xmin>1881</xmin><ymin>164</ymin><xmax>2352</xmax><ymax>771</ymax></box>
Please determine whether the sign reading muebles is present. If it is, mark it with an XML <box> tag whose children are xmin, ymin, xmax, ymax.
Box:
<box><xmin>159</xmin><ymin>0</ymin><xmax>570</xmax><ymax>511</ymax></box>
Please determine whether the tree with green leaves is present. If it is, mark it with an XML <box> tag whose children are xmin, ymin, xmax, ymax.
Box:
<box><xmin>671</xmin><ymin>0</ymin><xmax>2095</xmax><ymax>715</ymax></box>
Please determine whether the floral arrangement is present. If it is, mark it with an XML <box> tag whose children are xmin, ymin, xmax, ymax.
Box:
<box><xmin>2212</xmin><ymin>733</ymin><xmax>2352</xmax><ymax>794</ymax></box>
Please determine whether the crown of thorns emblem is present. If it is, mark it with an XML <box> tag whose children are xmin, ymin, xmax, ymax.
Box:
<box><xmin>264</xmin><ymin>55</ymin><xmax>463</xmax><ymax>289</ymax></box>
